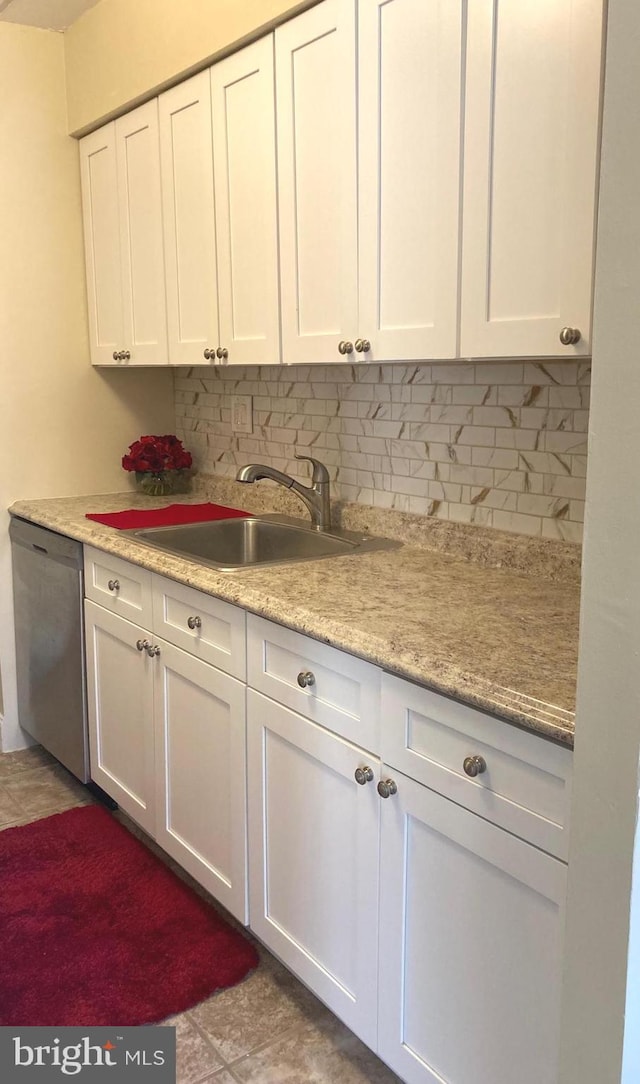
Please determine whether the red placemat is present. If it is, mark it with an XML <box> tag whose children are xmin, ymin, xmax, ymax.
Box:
<box><xmin>86</xmin><ymin>502</ymin><xmax>250</xmax><ymax>530</ymax></box>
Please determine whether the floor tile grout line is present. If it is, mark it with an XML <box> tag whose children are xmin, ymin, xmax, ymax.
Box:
<box><xmin>200</xmin><ymin>1069</ymin><xmax>242</xmax><ymax>1084</ymax></box>
<box><xmin>222</xmin><ymin>1018</ymin><xmax>318</xmax><ymax>1073</ymax></box>
<box><xmin>184</xmin><ymin>1008</ymin><xmax>308</xmax><ymax>1073</ymax></box>
<box><xmin>182</xmin><ymin>1011</ymin><xmax>232</xmax><ymax>1074</ymax></box>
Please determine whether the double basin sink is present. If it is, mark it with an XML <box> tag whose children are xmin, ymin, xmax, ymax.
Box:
<box><xmin>128</xmin><ymin>515</ymin><xmax>398</xmax><ymax>572</ymax></box>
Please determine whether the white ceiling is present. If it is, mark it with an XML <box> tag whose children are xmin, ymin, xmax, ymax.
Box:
<box><xmin>0</xmin><ymin>0</ymin><xmax>101</xmax><ymax>31</ymax></box>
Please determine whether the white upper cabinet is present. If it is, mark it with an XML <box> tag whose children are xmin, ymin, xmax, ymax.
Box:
<box><xmin>159</xmin><ymin>42</ymin><xmax>280</xmax><ymax>368</ymax></box>
<box><xmin>79</xmin><ymin>0</ymin><xmax>604</xmax><ymax>366</ymax></box>
<box><xmin>79</xmin><ymin>124</ymin><xmax>124</xmax><ymax>366</ymax></box>
<box><xmin>211</xmin><ymin>37</ymin><xmax>281</xmax><ymax>366</ymax></box>
<box><xmin>159</xmin><ymin>71</ymin><xmax>220</xmax><ymax>366</ymax></box>
<box><xmin>358</xmin><ymin>0</ymin><xmax>463</xmax><ymax>362</ymax></box>
<box><xmin>80</xmin><ymin>101</ymin><xmax>168</xmax><ymax>366</ymax></box>
<box><xmin>276</xmin><ymin>0</ymin><xmax>359</xmax><ymax>364</ymax></box>
<box><xmin>461</xmin><ymin>0</ymin><xmax>604</xmax><ymax>358</ymax></box>
<box><xmin>116</xmin><ymin>103</ymin><xmax>168</xmax><ymax>366</ymax></box>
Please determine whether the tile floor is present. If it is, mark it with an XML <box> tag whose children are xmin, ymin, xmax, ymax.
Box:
<box><xmin>0</xmin><ymin>747</ymin><xmax>403</xmax><ymax>1084</ymax></box>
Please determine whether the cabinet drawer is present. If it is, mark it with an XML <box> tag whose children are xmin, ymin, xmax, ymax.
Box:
<box><xmin>152</xmin><ymin>575</ymin><xmax>246</xmax><ymax>680</ymax></box>
<box><xmin>247</xmin><ymin>615</ymin><xmax>380</xmax><ymax>752</ymax></box>
<box><xmin>84</xmin><ymin>546</ymin><xmax>153</xmax><ymax>626</ymax></box>
<box><xmin>381</xmin><ymin>673</ymin><xmax>572</xmax><ymax>861</ymax></box>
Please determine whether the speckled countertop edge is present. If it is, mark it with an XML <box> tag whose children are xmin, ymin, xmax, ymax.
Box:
<box><xmin>8</xmin><ymin>492</ymin><xmax>579</xmax><ymax>748</ymax></box>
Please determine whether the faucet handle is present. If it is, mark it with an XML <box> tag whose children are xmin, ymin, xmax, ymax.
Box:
<box><xmin>294</xmin><ymin>453</ymin><xmax>330</xmax><ymax>484</ymax></box>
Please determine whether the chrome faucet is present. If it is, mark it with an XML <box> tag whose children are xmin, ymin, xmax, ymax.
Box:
<box><xmin>236</xmin><ymin>453</ymin><xmax>332</xmax><ymax>530</ymax></box>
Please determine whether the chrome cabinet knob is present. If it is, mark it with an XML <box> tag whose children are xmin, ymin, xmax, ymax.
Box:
<box><xmin>355</xmin><ymin>766</ymin><xmax>374</xmax><ymax>785</ymax></box>
<box><xmin>136</xmin><ymin>639</ymin><xmax>150</xmax><ymax>652</ymax></box>
<box><xmin>559</xmin><ymin>327</ymin><xmax>581</xmax><ymax>346</ymax></box>
<box><xmin>122</xmin><ymin>349</ymin><xmax>131</xmax><ymax>361</ymax></box>
<box><xmin>377</xmin><ymin>778</ymin><xmax>397</xmax><ymax>799</ymax></box>
<box><xmin>113</xmin><ymin>350</ymin><xmax>120</xmax><ymax>360</ymax></box>
<box><xmin>463</xmin><ymin>755</ymin><xmax>487</xmax><ymax>778</ymax></box>
<box><xmin>216</xmin><ymin>346</ymin><xmax>229</xmax><ymax>360</ymax></box>
<box><xmin>107</xmin><ymin>579</ymin><xmax>120</xmax><ymax>592</ymax></box>
<box><xmin>203</xmin><ymin>348</ymin><xmax>215</xmax><ymax>360</ymax></box>
<box><xmin>187</xmin><ymin>615</ymin><xmax>202</xmax><ymax>630</ymax></box>
<box><xmin>297</xmin><ymin>670</ymin><xmax>316</xmax><ymax>689</ymax></box>
<box><xmin>338</xmin><ymin>340</ymin><xmax>354</xmax><ymax>355</ymax></box>
<box><xmin>146</xmin><ymin>643</ymin><xmax>161</xmax><ymax>658</ymax></box>
<box><xmin>354</xmin><ymin>339</ymin><xmax>371</xmax><ymax>354</ymax></box>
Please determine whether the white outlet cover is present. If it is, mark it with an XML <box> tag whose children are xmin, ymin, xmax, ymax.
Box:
<box><xmin>231</xmin><ymin>395</ymin><xmax>253</xmax><ymax>434</ymax></box>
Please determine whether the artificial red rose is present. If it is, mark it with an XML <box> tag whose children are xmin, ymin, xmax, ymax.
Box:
<box><xmin>121</xmin><ymin>434</ymin><xmax>193</xmax><ymax>473</ymax></box>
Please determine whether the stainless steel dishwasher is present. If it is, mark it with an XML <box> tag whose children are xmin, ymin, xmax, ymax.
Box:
<box><xmin>10</xmin><ymin>517</ymin><xmax>89</xmax><ymax>782</ymax></box>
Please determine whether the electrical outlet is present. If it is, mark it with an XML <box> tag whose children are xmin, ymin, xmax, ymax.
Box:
<box><xmin>231</xmin><ymin>395</ymin><xmax>253</xmax><ymax>434</ymax></box>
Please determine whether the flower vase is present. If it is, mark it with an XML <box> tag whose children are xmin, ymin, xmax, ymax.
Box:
<box><xmin>136</xmin><ymin>471</ymin><xmax>176</xmax><ymax>497</ymax></box>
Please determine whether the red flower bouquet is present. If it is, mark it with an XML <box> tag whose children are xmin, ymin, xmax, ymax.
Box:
<box><xmin>122</xmin><ymin>435</ymin><xmax>193</xmax><ymax>495</ymax></box>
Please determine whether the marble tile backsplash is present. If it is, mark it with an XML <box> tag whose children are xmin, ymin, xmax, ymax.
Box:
<box><xmin>174</xmin><ymin>360</ymin><xmax>590</xmax><ymax>542</ymax></box>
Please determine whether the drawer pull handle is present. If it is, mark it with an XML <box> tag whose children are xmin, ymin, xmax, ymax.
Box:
<box><xmin>463</xmin><ymin>755</ymin><xmax>487</xmax><ymax>778</ymax></box>
<box><xmin>377</xmin><ymin>778</ymin><xmax>397</xmax><ymax>799</ymax></box>
<box><xmin>136</xmin><ymin>639</ymin><xmax>150</xmax><ymax>652</ymax></box>
<box><xmin>146</xmin><ymin>643</ymin><xmax>161</xmax><ymax>658</ymax></box>
<box><xmin>355</xmin><ymin>766</ymin><xmax>374</xmax><ymax>786</ymax></box>
<box><xmin>187</xmin><ymin>615</ymin><xmax>202</xmax><ymax>630</ymax></box>
<box><xmin>107</xmin><ymin>579</ymin><xmax>120</xmax><ymax>592</ymax></box>
<box><xmin>297</xmin><ymin>670</ymin><xmax>316</xmax><ymax>689</ymax></box>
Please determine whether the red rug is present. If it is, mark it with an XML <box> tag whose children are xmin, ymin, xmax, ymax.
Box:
<box><xmin>0</xmin><ymin>805</ymin><xmax>259</xmax><ymax>1026</ymax></box>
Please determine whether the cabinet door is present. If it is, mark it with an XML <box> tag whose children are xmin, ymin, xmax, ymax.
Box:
<box><xmin>358</xmin><ymin>0</ymin><xmax>463</xmax><ymax>361</ymax></box>
<box><xmin>247</xmin><ymin>690</ymin><xmax>379</xmax><ymax>1047</ymax></box>
<box><xmin>276</xmin><ymin>0</ymin><xmax>358</xmax><ymax>364</ymax></box>
<box><xmin>159</xmin><ymin>72</ymin><xmax>220</xmax><ymax>367</ymax></box>
<box><xmin>211</xmin><ymin>37</ymin><xmax>281</xmax><ymax>366</ymax></box>
<box><xmin>461</xmin><ymin>0</ymin><xmax>603</xmax><ymax>358</ymax></box>
<box><xmin>79</xmin><ymin>123</ymin><xmax>124</xmax><ymax>366</ymax></box>
<box><xmin>84</xmin><ymin>600</ymin><xmax>155</xmax><ymax>834</ymax></box>
<box><xmin>378</xmin><ymin>766</ymin><xmax>565</xmax><ymax>1084</ymax></box>
<box><xmin>154</xmin><ymin>640</ymin><xmax>248</xmax><ymax>923</ymax></box>
<box><xmin>115</xmin><ymin>100</ymin><xmax>168</xmax><ymax>365</ymax></box>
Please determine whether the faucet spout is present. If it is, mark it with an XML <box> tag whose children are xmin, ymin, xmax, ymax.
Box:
<box><xmin>236</xmin><ymin>454</ymin><xmax>332</xmax><ymax>530</ymax></box>
<box><xmin>236</xmin><ymin>463</ymin><xmax>296</xmax><ymax>488</ymax></box>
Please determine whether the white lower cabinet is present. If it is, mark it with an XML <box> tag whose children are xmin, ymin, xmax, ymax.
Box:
<box><xmin>244</xmin><ymin>616</ymin><xmax>569</xmax><ymax>1084</ymax></box>
<box><xmin>377</xmin><ymin>766</ymin><xmax>565</xmax><ymax>1084</ymax></box>
<box><xmin>84</xmin><ymin>562</ymin><xmax>248</xmax><ymax>924</ymax></box>
<box><xmin>246</xmin><ymin>689</ymin><xmax>380</xmax><ymax>1048</ymax></box>
<box><xmin>154</xmin><ymin>640</ymin><xmax>247</xmax><ymax>922</ymax></box>
<box><xmin>85</xmin><ymin>551</ymin><xmax>570</xmax><ymax>1084</ymax></box>
<box><xmin>85</xmin><ymin>599</ymin><xmax>156</xmax><ymax>835</ymax></box>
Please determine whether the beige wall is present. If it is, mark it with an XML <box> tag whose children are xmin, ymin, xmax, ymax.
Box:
<box><xmin>64</xmin><ymin>0</ymin><xmax>317</xmax><ymax>134</ymax></box>
<box><xmin>0</xmin><ymin>23</ymin><xmax>174</xmax><ymax>751</ymax></box>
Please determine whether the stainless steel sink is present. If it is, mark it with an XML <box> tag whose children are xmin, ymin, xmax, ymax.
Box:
<box><xmin>127</xmin><ymin>515</ymin><xmax>397</xmax><ymax>571</ymax></box>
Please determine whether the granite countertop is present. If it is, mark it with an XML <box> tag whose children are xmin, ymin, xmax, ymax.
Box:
<box><xmin>8</xmin><ymin>488</ymin><xmax>581</xmax><ymax>747</ymax></box>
